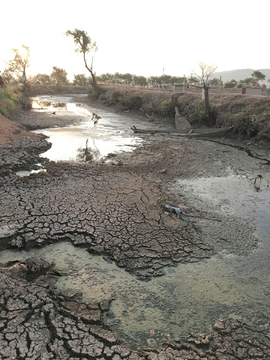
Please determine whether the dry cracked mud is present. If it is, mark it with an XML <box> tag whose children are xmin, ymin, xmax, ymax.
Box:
<box><xmin>1</xmin><ymin>259</ymin><xmax>270</xmax><ymax>359</ymax></box>
<box><xmin>1</xmin><ymin>101</ymin><xmax>270</xmax><ymax>359</ymax></box>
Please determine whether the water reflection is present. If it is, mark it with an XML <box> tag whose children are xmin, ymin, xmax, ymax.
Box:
<box><xmin>32</xmin><ymin>100</ymin><xmax>67</xmax><ymax>109</ymax></box>
<box><xmin>76</xmin><ymin>138</ymin><xmax>101</xmax><ymax>162</ymax></box>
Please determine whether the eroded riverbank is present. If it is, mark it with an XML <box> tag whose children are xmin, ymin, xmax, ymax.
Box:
<box><xmin>0</xmin><ymin>94</ymin><xmax>270</xmax><ymax>359</ymax></box>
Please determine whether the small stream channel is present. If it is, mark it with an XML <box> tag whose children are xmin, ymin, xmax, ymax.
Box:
<box><xmin>3</xmin><ymin>95</ymin><xmax>270</xmax><ymax>350</ymax></box>
<box><xmin>28</xmin><ymin>94</ymin><xmax>172</xmax><ymax>164</ymax></box>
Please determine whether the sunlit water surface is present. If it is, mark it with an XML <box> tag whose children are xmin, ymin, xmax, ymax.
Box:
<box><xmin>30</xmin><ymin>95</ymin><xmax>148</xmax><ymax>162</ymax></box>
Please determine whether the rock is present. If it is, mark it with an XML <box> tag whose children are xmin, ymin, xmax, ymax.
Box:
<box><xmin>99</xmin><ymin>299</ymin><xmax>110</xmax><ymax>311</ymax></box>
<box><xmin>214</xmin><ymin>320</ymin><xmax>225</xmax><ymax>330</ymax></box>
<box><xmin>24</xmin><ymin>256</ymin><xmax>51</xmax><ymax>272</ymax></box>
<box><xmin>0</xmin><ymin>224</ymin><xmax>17</xmax><ymax>238</ymax></box>
<box><xmin>147</xmin><ymin>338</ymin><xmax>157</xmax><ymax>349</ymax></box>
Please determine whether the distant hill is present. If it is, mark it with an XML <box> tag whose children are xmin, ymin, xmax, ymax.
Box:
<box><xmin>210</xmin><ymin>69</ymin><xmax>270</xmax><ymax>83</ymax></box>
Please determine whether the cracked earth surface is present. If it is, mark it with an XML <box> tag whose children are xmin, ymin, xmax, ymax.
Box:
<box><xmin>1</xmin><ymin>260</ymin><xmax>270</xmax><ymax>359</ymax></box>
<box><xmin>1</xmin><ymin>103</ymin><xmax>270</xmax><ymax>358</ymax></box>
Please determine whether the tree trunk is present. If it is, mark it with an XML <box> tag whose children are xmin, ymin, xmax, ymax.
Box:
<box><xmin>83</xmin><ymin>52</ymin><xmax>97</xmax><ymax>90</ymax></box>
<box><xmin>23</xmin><ymin>64</ymin><xmax>27</xmax><ymax>93</ymax></box>
<box><xmin>204</xmin><ymin>83</ymin><xmax>209</xmax><ymax>117</ymax></box>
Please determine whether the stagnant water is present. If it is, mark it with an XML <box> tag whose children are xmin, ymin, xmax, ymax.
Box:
<box><xmin>31</xmin><ymin>95</ymin><xmax>144</xmax><ymax>162</ymax></box>
<box><xmin>1</xmin><ymin>177</ymin><xmax>269</xmax><ymax>350</ymax></box>
<box><xmin>4</xmin><ymin>95</ymin><xmax>270</xmax><ymax>350</ymax></box>
<box><xmin>28</xmin><ymin>94</ymin><xmax>174</xmax><ymax>163</ymax></box>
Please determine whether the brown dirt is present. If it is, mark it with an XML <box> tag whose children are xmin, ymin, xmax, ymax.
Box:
<box><xmin>0</xmin><ymin>113</ymin><xmax>42</xmax><ymax>147</ymax></box>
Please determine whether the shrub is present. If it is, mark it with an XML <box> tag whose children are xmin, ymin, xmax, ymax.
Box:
<box><xmin>0</xmin><ymin>88</ymin><xmax>18</xmax><ymax>117</ymax></box>
<box><xmin>159</xmin><ymin>99</ymin><xmax>176</xmax><ymax>117</ymax></box>
<box><xmin>192</xmin><ymin>101</ymin><xmax>217</xmax><ymax>126</ymax></box>
<box><xmin>88</xmin><ymin>85</ymin><xmax>104</xmax><ymax>100</ymax></box>
<box><xmin>121</xmin><ymin>94</ymin><xmax>142</xmax><ymax>110</ymax></box>
<box><xmin>111</xmin><ymin>91</ymin><xmax>121</xmax><ymax>104</ymax></box>
<box><xmin>99</xmin><ymin>93</ymin><xmax>107</xmax><ymax>100</ymax></box>
<box><xmin>224</xmin><ymin>80</ymin><xmax>237</xmax><ymax>88</ymax></box>
<box><xmin>237</xmin><ymin>114</ymin><xmax>258</xmax><ymax>138</ymax></box>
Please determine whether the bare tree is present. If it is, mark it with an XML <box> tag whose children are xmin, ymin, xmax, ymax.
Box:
<box><xmin>193</xmin><ymin>62</ymin><xmax>218</xmax><ymax>117</ymax></box>
<box><xmin>66</xmin><ymin>29</ymin><xmax>98</xmax><ymax>90</ymax></box>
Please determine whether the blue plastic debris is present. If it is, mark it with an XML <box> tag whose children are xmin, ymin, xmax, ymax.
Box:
<box><xmin>165</xmin><ymin>205</ymin><xmax>181</xmax><ymax>214</ymax></box>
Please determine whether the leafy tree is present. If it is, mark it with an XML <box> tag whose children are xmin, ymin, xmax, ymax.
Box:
<box><xmin>160</xmin><ymin>74</ymin><xmax>172</xmax><ymax>84</ymax></box>
<box><xmin>148</xmin><ymin>76</ymin><xmax>162</xmax><ymax>85</ymax></box>
<box><xmin>6</xmin><ymin>45</ymin><xmax>30</xmax><ymax>85</ymax></box>
<box><xmin>50</xmin><ymin>66</ymin><xmax>68</xmax><ymax>86</ymax></box>
<box><xmin>112</xmin><ymin>72</ymin><xmax>122</xmax><ymax>84</ymax></box>
<box><xmin>119</xmin><ymin>73</ymin><xmax>133</xmax><ymax>84</ymax></box>
<box><xmin>133</xmin><ymin>75</ymin><xmax>147</xmax><ymax>86</ymax></box>
<box><xmin>170</xmin><ymin>76</ymin><xmax>185</xmax><ymax>84</ymax></box>
<box><xmin>224</xmin><ymin>79</ymin><xmax>237</xmax><ymax>88</ymax></box>
<box><xmin>73</xmin><ymin>74</ymin><xmax>89</xmax><ymax>86</ymax></box>
<box><xmin>188</xmin><ymin>76</ymin><xmax>199</xmax><ymax>83</ymax></box>
<box><xmin>148</xmin><ymin>75</ymin><xmax>185</xmax><ymax>86</ymax></box>
<box><xmin>240</xmin><ymin>77</ymin><xmax>253</xmax><ymax>85</ymax></box>
<box><xmin>251</xmin><ymin>70</ymin><xmax>266</xmax><ymax>85</ymax></box>
<box><xmin>209</xmin><ymin>77</ymin><xmax>220</xmax><ymax>86</ymax></box>
<box><xmin>30</xmin><ymin>73</ymin><xmax>51</xmax><ymax>85</ymax></box>
<box><xmin>66</xmin><ymin>29</ymin><xmax>98</xmax><ymax>90</ymax></box>
<box><xmin>96</xmin><ymin>73</ymin><xmax>115</xmax><ymax>83</ymax></box>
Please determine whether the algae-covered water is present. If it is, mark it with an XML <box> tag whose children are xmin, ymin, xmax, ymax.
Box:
<box><xmin>1</xmin><ymin>174</ymin><xmax>270</xmax><ymax>350</ymax></box>
<box><xmin>3</xmin><ymin>96</ymin><xmax>270</xmax><ymax>349</ymax></box>
<box><xmin>1</xmin><ymin>203</ymin><xmax>270</xmax><ymax>351</ymax></box>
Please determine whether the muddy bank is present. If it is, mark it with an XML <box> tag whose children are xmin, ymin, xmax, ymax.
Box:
<box><xmin>85</xmin><ymin>85</ymin><xmax>270</xmax><ymax>140</ymax></box>
<box><xmin>27</xmin><ymin>84</ymin><xmax>270</xmax><ymax>140</ymax></box>
<box><xmin>1</xmin><ymin>93</ymin><xmax>270</xmax><ymax>358</ymax></box>
<box><xmin>29</xmin><ymin>85</ymin><xmax>88</xmax><ymax>96</ymax></box>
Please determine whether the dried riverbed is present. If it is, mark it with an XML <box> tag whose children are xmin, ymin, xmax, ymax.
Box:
<box><xmin>0</xmin><ymin>94</ymin><xmax>270</xmax><ymax>359</ymax></box>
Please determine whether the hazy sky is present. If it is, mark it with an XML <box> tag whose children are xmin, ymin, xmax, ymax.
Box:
<box><xmin>1</xmin><ymin>0</ymin><xmax>269</xmax><ymax>80</ymax></box>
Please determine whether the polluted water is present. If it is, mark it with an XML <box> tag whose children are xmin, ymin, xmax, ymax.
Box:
<box><xmin>2</xmin><ymin>95</ymin><xmax>270</xmax><ymax>350</ymax></box>
<box><xmin>30</xmin><ymin>95</ymin><xmax>148</xmax><ymax>162</ymax></box>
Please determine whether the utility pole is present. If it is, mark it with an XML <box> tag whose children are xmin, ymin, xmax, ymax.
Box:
<box><xmin>183</xmin><ymin>74</ymin><xmax>185</xmax><ymax>92</ymax></box>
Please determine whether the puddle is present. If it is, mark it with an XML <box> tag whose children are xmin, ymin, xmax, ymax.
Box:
<box><xmin>177</xmin><ymin>174</ymin><xmax>270</xmax><ymax>230</ymax></box>
<box><xmin>30</xmin><ymin>95</ymin><xmax>154</xmax><ymax>162</ymax></box>
<box><xmin>33</xmin><ymin>126</ymin><xmax>141</xmax><ymax>162</ymax></box>
<box><xmin>1</xmin><ymin>218</ymin><xmax>270</xmax><ymax>351</ymax></box>
<box><xmin>16</xmin><ymin>168</ymin><xmax>47</xmax><ymax>177</ymax></box>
